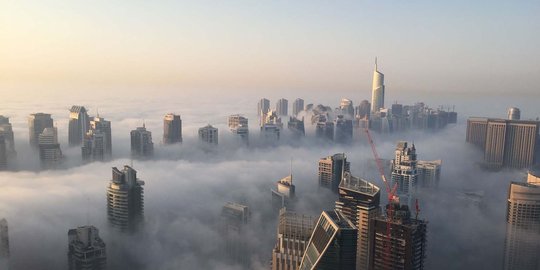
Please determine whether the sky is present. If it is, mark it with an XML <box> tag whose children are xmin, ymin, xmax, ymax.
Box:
<box><xmin>1</xmin><ymin>0</ymin><xmax>539</xmax><ymax>98</ymax></box>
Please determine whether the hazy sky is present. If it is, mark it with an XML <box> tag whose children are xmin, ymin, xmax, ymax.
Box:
<box><xmin>1</xmin><ymin>1</ymin><xmax>539</xmax><ymax>97</ymax></box>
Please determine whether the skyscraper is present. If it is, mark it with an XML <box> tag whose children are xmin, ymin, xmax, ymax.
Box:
<box><xmin>417</xmin><ymin>160</ymin><xmax>442</xmax><ymax>188</ymax></box>
<box><xmin>318</xmin><ymin>153</ymin><xmax>350</xmax><ymax>193</ymax></box>
<box><xmin>371</xmin><ymin>58</ymin><xmax>385</xmax><ymax>113</ymax></box>
<box><xmin>90</xmin><ymin>115</ymin><xmax>112</xmax><ymax>156</ymax></box>
<box><xmin>339</xmin><ymin>99</ymin><xmax>354</xmax><ymax>118</ymax></box>
<box><xmin>391</xmin><ymin>141</ymin><xmax>418</xmax><ymax>204</ymax></box>
<box><xmin>0</xmin><ymin>218</ymin><xmax>9</xmax><ymax>270</ymax></box>
<box><xmin>466</xmin><ymin>117</ymin><xmax>540</xmax><ymax>169</ymax></box>
<box><xmin>221</xmin><ymin>202</ymin><xmax>250</xmax><ymax>267</ymax></box>
<box><xmin>261</xmin><ymin>111</ymin><xmax>282</xmax><ymax>142</ymax></box>
<box><xmin>335</xmin><ymin>172</ymin><xmax>381</xmax><ymax>270</ymax></box>
<box><xmin>28</xmin><ymin>113</ymin><xmax>54</xmax><ymax>148</ymax></box>
<box><xmin>503</xmin><ymin>168</ymin><xmax>540</xmax><ymax>270</ymax></box>
<box><xmin>334</xmin><ymin>115</ymin><xmax>353</xmax><ymax>144</ymax></box>
<box><xmin>271</xmin><ymin>208</ymin><xmax>316</xmax><ymax>270</ymax></box>
<box><xmin>198</xmin><ymin>124</ymin><xmax>218</xmax><ymax>145</ymax></box>
<box><xmin>68</xmin><ymin>106</ymin><xmax>90</xmax><ymax>146</ymax></box>
<box><xmin>288</xmin><ymin>117</ymin><xmax>305</xmax><ymax>137</ymax></box>
<box><xmin>370</xmin><ymin>203</ymin><xmax>427</xmax><ymax>270</ymax></box>
<box><xmin>0</xmin><ymin>136</ymin><xmax>6</xmax><ymax>170</ymax></box>
<box><xmin>315</xmin><ymin>118</ymin><xmax>334</xmax><ymax>141</ymax></box>
<box><xmin>38</xmin><ymin>127</ymin><xmax>63</xmax><ymax>168</ymax></box>
<box><xmin>508</xmin><ymin>107</ymin><xmax>521</xmax><ymax>120</ymax></box>
<box><xmin>0</xmin><ymin>116</ymin><xmax>16</xmax><ymax>159</ymax></box>
<box><xmin>228</xmin><ymin>115</ymin><xmax>249</xmax><ymax>145</ymax></box>
<box><xmin>271</xmin><ymin>174</ymin><xmax>296</xmax><ymax>210</ymax></box>
<box><xmin>356</xmin><ymin>100</ymin><xmax>371</xmax><ymax>120</ymax></box>
<box><xmin>67</xmin><ymin>226</ymin><xmax>106</xmax><ymax>270</ymax></box>
<box><xmin>293</xmin><ymin>98</ymin><xmax>305</xmax><ymax>116</ymax></box>
<box><xmin>130</xmin><ymin>124</ymin><xmax>154</xmax><ymax>158</ymax></box>
<box><xmin>298</xmin><ymin>210</ymin><xmax>358</xmax><ymax>270</ymax></box>
<box><xmin>258</xmin><ymin>98</ymin><xmax>271</xmax><ymax>117</ymax></box>
<box><xmin>82</xmin><ymin>130</ymin><xmax>107</xmax><ymax>162</ymax></box>
<box><xmin>107</xmin><ymin>166</ymin><xmax>145</xmax><ymax>231</ymax></box>
<box><xmin>163</xmin><ymin>113</ymin><xmax>182</xmax><ymax>144</ymax></box>
<box><xmin>277</xmin><ymin>98</ymin><xmax>288</xmax><ymax>116</ymax></box>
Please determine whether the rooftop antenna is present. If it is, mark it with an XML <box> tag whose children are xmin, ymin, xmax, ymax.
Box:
<box><xmin>142</xmin><ymin>119</ymin><xmax>145</xmax><ymax>128</ymax></box>
<box><xmin>290</xmin><ymin>157</ymin><xmax>293</xmax><ymax>183</ymax></box>
<box><xmin>375</xmin><ymin>57</ymin><xmax>378</xmax><ymax>71</ymax></box>
<box><xmin>96</xmin><ymin>107</ymin><xmax>99</xmax><ymax>118</ymax></box>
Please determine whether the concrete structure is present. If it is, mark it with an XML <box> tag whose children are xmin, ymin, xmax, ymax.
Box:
<box><xmin>68</xmin><ymin>226</ymin><xmax>106</xmax><ymax>270</ymax></box>
<box><xmin>288</xmin><ymin>117</ymin><xmax>305</xmax><ymax>138</ymax></box>
<box><xmin>355</xmin><ymin>100</ymin><xmax>371</xmax><ymax>120</ymax></box>
<box><xmin>0</xmin><ymin>219</ymin><xmax>9</xmax><ymax>270</ymax></box>
<box><xmin>293</xmin><ymin>98</ymin><xmax>305</xmax><ymax>116</ymax></box>
<box><xmin>298</xmin><ymin>210</ymin><xmax>357</xmax><ymax>270</ymax></box>
<box><xmin>28</xmin><ymin>113</ymin><xmax>54</xmax><ymax>148</ymax></box>
<box><xmin>271</xmin><ymin>208</ymin><xmax>316</xmax><ymax>270</ymax></box>
<box><xmin>315</xmin><ymin>118</ymin><xmax>334</xmax><ymax>141</ymax></box>
<box><xmin>107</xmin><ymin>166</ymin><xmax>145</xmax><ymax>231</ymax></box>
<box><xmin>198</xmin><ymin>124</ymin><xmax>218</xmax><ymax>145</ymax></box>
<box><xmin>466</xmin><ymin>117</ymin><xmax>540</xmax><ymax>169</ymax></box>
<box><xmin>130</xmin><ymin>124</ymin><xmax>154</xmax><ymax>158</ymax></box>
<box><xmin>335</xmin><ymin>172</ymin><xmax>380</xmax><ymax>270</ymax></box>
<box><xmin>38</xmin><ymin>127</ymin><xmax>63</xmax><ymax>168</ymax></box>
<box><xmin>0</xmin><ymin>116</ymin><xmax>16</xmax><ymax>160</ymax></box>
<box><xmin>221</xmin><ymin>202</ymin><xmax>250</xmax><ymax>267</ymax></box>
<box><xmin>318</xmin><ymin>153</ymin><xmax>350</xmax><ymax>193</ymax></box>
<box><xmin>277</xmin><ymin>98</ymin><xmax>289</xmax><ymax>116</ymax></box>
<box><xmin>258</xmin><ymin>98</ymin><xmax>271</xmax><ymax>117</ymax></box>
<box><xmin>334</xmin><ymin>115</ymin><xmax>353</xmax><ymax>144</ymax></box>
<box><xmin>82</xmin><ymin>130</ymin><xmax>107</xmax><ymax>162</ymax></box>
<box><xmin>68</xmin><ymin>106</ymin><xmax>90</xmax><ymax>146</ymax></box>
<box><xmin>370</xmin><ymin>203</ymin><xmax>427</xmax><ymax>270</ymax></box>
<box><xmin>503</xmin><ymin>169</ymin><xmax>540</xmax><ymax>270</ymax></box>
<box><xmin>90</xmin><ymin>116</ymin><xmax>112</xmax><ymax>156</ymax></box>
<box><xmin>417</xmin><ymin>160</ymin><xmax>442</xmax><ymax>188</ymax></box>
<box><xmin>228</xmin><ymin>115</ymin><xmax>249</xmax><ymax>145</ymax></box>
<box><xmin>508</xmin><ymin>107</ymin><xmax>521</xmax><ymax>120</ymax></box>
<box><xmin>261</xmin><ymin>111</ymin><xmax>282</xmax><ymax>142</ymax></box>
<box><xmin>391</xmin><ymin>142</ymin><xmax>418</xmax><ymax>203</ymax></box>
<box><xmin>0</xmin><ymin>136</ymin><xmax>6</xmax><ymax>170</ymax></box>
<box><xmin>163</xmin><ymin>113</ymin><xmax>182</xmax><ymax>144</ymax></box>
<box><xmin>371</xmin><ymin>58</ymin><xmax>385</xmax><ymax>113</ymax></box>
<box><xmin>272</xmin><ymin>174</ymin><xmax>296</xmax><ymax>210</ymax></box>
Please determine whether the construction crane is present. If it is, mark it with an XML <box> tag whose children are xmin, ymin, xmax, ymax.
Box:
<box><xmin>364</xmin><ymin>127</ymin><xmax>398</xmax><ymax>269</ymax></box>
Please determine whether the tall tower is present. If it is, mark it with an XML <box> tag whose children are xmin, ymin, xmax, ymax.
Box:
<box><xmin>293</xmin><ymin>98</ymin><xmax>305</xmax><ymax>116</ymax></box>
<box><xmin>371</xmin><ymin>58</ymin><xmax>385</xmax><ymax>113</ymax></box>
<box><xmin>335</xmin><ymin>172</ymin><xmax>381</xmax><ymax>270</ymax></box>
<box><xmin>508</xmin><ymin>107</ymin><xmax>521</xmax><ymax>120</ymax></box>
<box><xmin>271</xmin><ymin>174</ymin><xmax>296</xmax><ymax>210</ymax></box>
<box><xmin>82</xmin><ymin>130</ymin><xmax>107</xmax><ymax>162</ymax></box>
<box><xmin>163</xmin><ymin>113</ymin><xmax>182</xmax><ymax>144</ymax></box>
<box><xmin>276</xmin><ymin>98</ymin><xmax>289</xmax><ymax>116</ymax></box>
<box><xmin>198</xmin><ymin>125</ymin><xmax>219</xmax><ymax>145</ymax></box>
<box><xmin>28</xmin><ymin>113</ymin><xmax>54</xmax><ymax>148</ymax></box>
<box><xmin>334</xmin><ymin>115</ymin><xmax>353</xmax><ymax>144</ymax></box>
<box><xmin>503</xmin><ymin>169</ymin><xmax>540</xmax><ymax>270</ymax></box>
<box><xmin>0</xmin><ymin>136</ymin><xmax>6</xmax><ymax>170</ymax></box>
<box><xmin>68</xmin><ymin>106</ymin><xmax>90</xmax><ymax>146</ymax></box>
<box><xmin>0</xmin><ymin>116</ymin><xmax>16</xmax><ymax>159</ymax></box>
<box><xmin>67</xmin><ymin>226</ymin><xmax>106</xmax><ymax>270</ymax></box>
<box><xmin>298</xmin><ymin>210</ymin><xmax>358</xmax><ymax>270</ymax></box>
<box><xmin>130</xmin><ymin>125</ymin><xmax>154</xmax><ymax>158</ymax></box>
<box><xmin>90</xmin><ymin>115</ymin><xmax>112</xmax><ymax>156</ymax></box>
<box><xmin>391</xmin><ymin>141</ymin><xmax>418</xmax><ymax>206</ymax></box>
<box><xmin>38</xmin><ymin>127</ymin><xmax>63</xmax><ymax>168</ymax></box>
<box><xmin>271</xmin><ymin>208</ymin><xmax>316</xmax><ymax>270</ymax></box>
<box><xmin>318</xmin><ymin>153</ymin><xmax>350</xmax><ymax>193</ymax></box>
<box><xmin>0</xmin><ymin>218</ymin><xmax>9</xmax><ymax>270</ymax></box>
<box><xmin>370</xmin><ymin>203</ymin><xmax>427</xmax><ymax>270</ymax></box>
<box><xmin>221</xmin><ymin>202</ymin><xmax>250</xmax><ymax>267</ymax></box>
<box><xmin>107</xmin><ymin>166</ymin><xmax>145</xmax><ymax>231</ymax></box>
<box><xmin>228</xmin><ymin>115</ymin><xmax>249</xmax><ymax>145</ymax></box>
<box><xmin>258</xmin><ymin>98</ymin><xmax>271</xmax><ymax>116</ymax></box>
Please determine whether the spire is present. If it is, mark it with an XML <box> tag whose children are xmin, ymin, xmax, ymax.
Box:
<box><xmin>375</xmin><ymin>57</ymin><xmax>378</xmax><ymax>71</ymax></box>
<box><xmin>142</xmin><ymin>119</ymin><xmax>145</xmax><ymax>128</ymax></box>
<box><xmin>290</xmin><ymin>158</ymin><xmax>293</xmax><ymax>183</ymax></box>
<box><xmin>96</xmin><ymin>108</ymin><xmax>99</xmax><ymax>118</ymax></box>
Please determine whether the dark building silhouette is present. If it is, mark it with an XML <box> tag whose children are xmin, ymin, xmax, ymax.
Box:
<box><xmin>163</xmin><ymin>113</ymin><xmax>182</xmax><ymax>144</ymax></box>
<box><xmin>68</xmin><ymin>106</ymin><xmax>90</xmax><ymax>146</ymax></box>
<box><xmin>293</xmin><ymin>98</ymin><xmax>305</xmax><ymax>116</ymax></box>
<box><xmin>315</xmin><ymin>119</ymin><xmax>334</xmax><ymax>141</ymax></box>
<box><xmin>28</xmin><ymin>113</ymin><xmax>54</xmax><ymax>148</ymax></box>
<box><xmin>107</xmin><ymin>166</ymin><xmax>145</xmax><ymax>231</ymax></box>
<box><xmin>277</xmin><ymin>98</ymin><xmax>288</xmax><ymax>116</ymax></box>
<box><xmin>318</xmin><ymin>153</ymin><xmax>350</xmax><ymax>193</ymax></box>
<box><xmin>130</xmin><ymin>124</ymin><xmax>153</xmax><ymax>158</ymax></box>
<box><xmin>90</xmin><ymin>116</ymin><xmax>112</xmax><ymax>157</ymax></box>
<box><xmin>68</xmin><ymin>226</ymin><xmax>106</xmax><ymax>270</ymax></box>
<box><xmin>288</xmin><ymin>117</ymin><xmax>305</xmax><ymax>137</ymax></box>
<box><xmin>334</xmin><ymin>115</ymin><xmax>353</xmax><ymax>144</ymax></box>
<box><xmin>0</xmin><ymin>218</ymin><xmax>9</xmax><ymax>270</ymax></box>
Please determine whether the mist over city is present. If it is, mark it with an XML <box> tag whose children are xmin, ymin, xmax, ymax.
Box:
<box><xmin>1</xmin><ymin>1</ymin><xmax>540</xmax><ymax>270</ymax></box>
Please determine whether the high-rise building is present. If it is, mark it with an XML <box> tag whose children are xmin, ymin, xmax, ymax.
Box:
<box><xmin>67</xmin><ymin>225</ymin><xmax>106</xmax><ymax>270</ymax></box>
<box><xmin>318</xmin><ymin>153</ymin><xmax>350</xmax><ymax>193</ymax></box>
<box><xmin>370</xmin><ymin>203</ymin><xmax>427</xmax><ymax>270</ymax></box>
<box><xmin>508</xmin><ymin>107</ymin><xmax>521</xmax><ymax>120</ymax></box>
<box><xmin>68</xmin><ymin>106</ymin><xmax>90</xmax><ymax>146</ymax></box>
<box><xmin>335</xmin><ymin>172</ymin><xmax>381</xmax><ymax>270</ymax></box>
<box><xmin>277</xmin><ymin>98</ymin><xmax>289</xmax><ymax>116</ymax></box>
<box><xmin>261</xmin><ymin>111</ymin><xmax>282</xmax><ymax>142</ymax></box>
<box><xmin>107</xmin><ymin>166</ymin><xmax>145</xmax><ymax>231</ymax></box>
<box><xmin>271</xmin><ymin>208</ymin><xmax>316</xmax><ymax>270</ymax></box>
<box><xmin>334</xmin><ymin>115</ymin><xmax>353</xmax><ymax>144</ymax></box>
<box><xmin>258</xmin><ymin>98</ymin><xmax>271</xmax><ymax>117</ymax></box>
<box><xmin>163</xmin><ymin>113</ymin><xmax>182</xmax><ymax>144</ymax></box>
<box><xmin>315</xmin><ymin>119</ymin><xmax>334</xmax><ymax>141</ymax></box>
<box><xmin>221</xmin><ymin>202</ymin><xmax>250</xmax><ymax>267</ymax></box>
<box><xmin>198</xmin><ymin>125</ymin><xmax>218</xmax><ymax>145</ymax></box>
<box><xmin>228</xmin><ymin>115</ymin><xmax>249</xmax><ymax>145</ymax></box>
<box><xmin>391</xmin><ymin>141</ymin><xmax>418</xmax><ymax>202</ymax></box>
<box><xmin>0</xmin><ymin>116</ymin><xmax>16</xmax><ymax>159</ymax></box>
<box><xmin>90</xmin><ymin>116</ymin><xmax>112</xmax><ymax>156</ymax></box>
<box><xmin>28</xmin><ymin>113</ymin><xmax>54</xmax><ymax>148</ymax></box>
<box><xmin>130</xmin><ymin>124</ymin><xmax>154</xmax><ymax>158</ymax></box>
<box><xmin>503</xmin><ymin>168</ymin><xmax>540</xmax><ymax>270</ymax></box>
<box><xmin>339</xmin><ymin>99</ymin><xmax>354</xmax><ymax>118</ymax></box>
<box><xmin>0</xmin><ymin>218</ymin><xmax>9</xmax><ymax>270</ymax></box>
<box><xmin>417</xmin><ymin>160</ymin><xmax>442</xmax><ymax>188</ymax></box>
<box><xmin>293</xmin><ymin>98</ymin><xmax>305</xmax><ymax>116</ymax></box>
<box><xmin>271</xmin><ymin>174</ymin><xmax>296</xmax><ymax>210</ymax></box>
<box><xmin>38</xmin><ymin>127</ymin><xmax>63</xmax><ymax>167</ymax></box>
<box><xmin>371</xmin><ymin>58</ymin><xmax>385</xmax><ymax>113</ymax></box>
<box><xmin>0</xmin><ymin>136</ymin><xmax>6</xmax><ymax>170</ymax></box>
<box><xmin>466</xmin><ymin>117</ymin><xmax>540</xmax><ymax>169</ymax></box>
<box><xmin>288</xmin><ymin>117</ymin><xmax>305</xmax><ymax>137</ymax></box>
<box><xmin>298</xmin><ymin>210</ymin><xmax>358</xmax><ymax>270</ymax></box>
<box><xmin>82</xmin><ymin>130</ymin><xmax>107</xmax><ymax>162</ymax></box>
<box><xmin>355</xmin><ymin>100</ymin><xmax>371</xmax><ymax>120</ymax></box>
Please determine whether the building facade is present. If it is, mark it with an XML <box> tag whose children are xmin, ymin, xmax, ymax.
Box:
<box><xmin>28</xmin><ymin>113</ymin><xmax>54</xmax><ymax>148</ymax></box>
<box><xmin>272</xmin><ymin>209</ymin><xmax>316</xmax><ymax>270</ymax></box>
<box><xmin>293</xmin><ymin>98</ymin><xmax>305</xmax><ymax>116</ymax></box>
<box><xmin>68</xmin><ymin>226</ymin><xmax>106</xmax><ymax>270</ymax></box>
<box><xmin>228</xmin><ymin>115</ymin><xmax>249</xmax><ymax>145</ymax></box>
<box><xmin>272</xmin><ymin>174</ymin><xmax>296</xmax><ymax>210</ymax></box>
<box><xmin>130</xmin><ymin>125</ymin><xmax>154</xmax><ymax>158</ymax></box>
<box><xmin>417</xmin><ymin>160</ymin><xmax>442</xmax><ymax>188</ymax></box>
<box><xmin>318</xmin><ymin>153</ymin><xmax>350</xmax><ymax>193</ymax></box>
<box><xmin>277</xmin><ymin>98</ymin><xmax>289</xmax><ymax>116</ymax></box>
<box><xmin>107</xmin><ymin>166</ymin><xmax>145</xmax><ymax>231</ymax></box>
<box><xmin>198</xmin><ymin>125</ymin><xmax>218</xmax><ymax>145</ymax></box>
<box><xmin>334</xmin><ymin>115</ymin><xmax>353</xmax><ymax>144</ymax></box>
<box><xmin>68</xmin><ymin>106</ymin><xmax>90</xmax><ymax>146</ymax></box>
<box><xmin>0</xmin><ymin>219</ymin><xmax>9</xmax><ymax>270</ymax></box>
<box><xmin>90</xmin><ymin>116</ymin><xmax>112</xmax><ymax>156</ymax></box>
<box><xmin>38</xmin><ymin>127</ymin><xmax>63</xmax><ymax>168</ymax></box>
<box><xmin>163</xmin><ymin>113</ymin><xmax>182</xmax><ymax>144</ymax></box>
<box><xmin>391</xmin><ymin>141</ymin><xmax>418</xmax><ymax>205</ymax></box>
<box><xmin>371</xmin><ymin>59</ymin><xmax>385</xmax><ymax>113</ymax></box>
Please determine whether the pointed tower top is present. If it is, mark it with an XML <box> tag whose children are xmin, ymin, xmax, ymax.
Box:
<box><xmin>375</xmin><ymin>57</ymin><xmax>378</xmax><ymax>71</ymax></box>
<box><xmin>96</xmin><ymin>107</ymin><xmax>100</xmax><ymax>118</ymax></box>
<box><xmin>142</xmin><ymin>119</ymin><xmax>145</xmax><ymax>128</ymax></box>
<box><xmin>290</xmin><ymin>158</ymin><xmax>293</xmax><ymax>183</ymax></box>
